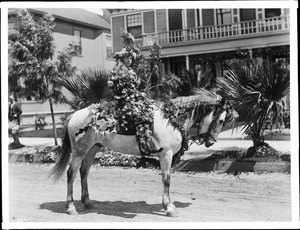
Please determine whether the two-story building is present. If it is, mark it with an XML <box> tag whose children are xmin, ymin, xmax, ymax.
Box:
<box><xmin>8</xmin><ymin>8</ymin><xmax>115</xmax><ymax>125</ymax></box>
<box><xmin>110</xmin><ymin>8</ymin><xmax>290</xmax><ymax>84</ymax></box>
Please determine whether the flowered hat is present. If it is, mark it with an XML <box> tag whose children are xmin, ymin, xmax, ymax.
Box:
<box><xmin>114</xmin><ymin>46</ymin><xmax>137</xmax><ymax>61</ymax></box>
<box><xmin>114</xmin><ymin>30</ymin><xmax>140</xmax><ymax>62</ymax></box>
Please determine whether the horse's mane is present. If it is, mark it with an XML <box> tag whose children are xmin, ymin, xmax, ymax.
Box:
<box><xmin>171</xmin><ymin>88</ymin><xmax>222</xmax><ymax>109</ymax></box>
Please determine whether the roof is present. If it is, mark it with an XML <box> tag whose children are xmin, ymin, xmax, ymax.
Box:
<box><xmin>28</xmin><ymin>8</ymin><xmax>110</xmax><ymax>30</ymax></box>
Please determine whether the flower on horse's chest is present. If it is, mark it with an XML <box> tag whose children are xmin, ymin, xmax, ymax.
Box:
<box><xmin>96</xmin><ymin>119</ymin><xmax>109</xmax><ymax>130</ymax></box>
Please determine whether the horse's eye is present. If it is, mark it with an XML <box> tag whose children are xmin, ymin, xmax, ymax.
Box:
<box><xmin>219</xmin><ymin>120</ymin><xmax>224</xmax><ymax>125</ymax></box>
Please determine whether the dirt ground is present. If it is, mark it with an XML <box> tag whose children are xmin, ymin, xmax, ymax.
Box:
<box><xmin>7</xmin><ymin>163</ymin><xmax>291</xmax><ymax>224</ymax></box>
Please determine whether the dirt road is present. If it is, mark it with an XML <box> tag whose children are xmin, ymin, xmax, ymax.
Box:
<box><xmin>8</xmin><ymin>163</ymin><xmax>291</xmax><ymax>223</ymax></box>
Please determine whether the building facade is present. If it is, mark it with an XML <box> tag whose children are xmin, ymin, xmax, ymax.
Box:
<box><xmin>8</xmin><ymin>8</ymin><xmax>115</xmax><ymax>125</ymax></box>
<box><xmin>110</xmin><ymin>8</ymin><xmax>290</xmax><ymax>85</ymax></box>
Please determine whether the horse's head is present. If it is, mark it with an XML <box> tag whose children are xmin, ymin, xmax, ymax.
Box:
<box><xmin>171</xmin><ymin>90</ymin><xmax>237</xmax><ymax>148</ymax></box>
<box><xmin>197</xmin><ymin>99</ymin><xmax>235</xmax><ymax>147</ymax></box>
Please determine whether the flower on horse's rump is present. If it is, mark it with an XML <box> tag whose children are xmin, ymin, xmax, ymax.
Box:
<box><xmin>107</xmin><ymin>80</ymin><xmax>114</xmax><ymax>87</ymax></box>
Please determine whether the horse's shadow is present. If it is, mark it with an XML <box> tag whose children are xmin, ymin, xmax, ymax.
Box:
<box><xmin>39</xmin><ymin>200</ymin><xmax>191</xmax><ymax>218</ymax></box>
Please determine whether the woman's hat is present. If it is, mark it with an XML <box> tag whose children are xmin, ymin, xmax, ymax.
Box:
<box><xmin>114</xmin><ymin>46</ymin><xmax>138</xmax><ymax>61</ymax></box>
<box><xmin>130</xmin><ymin>51</ymin><xmax>137</xmax><ymax>60</ymax></box>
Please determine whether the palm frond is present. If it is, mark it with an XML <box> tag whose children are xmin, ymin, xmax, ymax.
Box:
<box><xmin>120</xmin><ymin>29</ymin><xmax>135</xmax><ymax>47</ymax></box>
<box><xmin>58</xmin><ymin>67</ymin><xmax>111</xmax><ymax>110</ymax></box>
<box><xmin>171</xmin><ymin>87</ymin><xmax>221</xmax><ymax>109</ymax></box>
<box><xmin>82</xmin><ymin>68</ymin><xmax>110</xmax><ymax>103</ymax></box>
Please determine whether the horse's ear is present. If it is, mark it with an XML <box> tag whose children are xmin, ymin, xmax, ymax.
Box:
<box><xmin>220</xmin><ymin>98</ymin><xmax>226</xmax><ymax>107</ymax></box>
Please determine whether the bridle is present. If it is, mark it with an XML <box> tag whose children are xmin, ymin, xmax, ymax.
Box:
<box><xmin>190</xmin><ymin>102</ymin><xmax>228</xmax><ymax>146</ymax></box>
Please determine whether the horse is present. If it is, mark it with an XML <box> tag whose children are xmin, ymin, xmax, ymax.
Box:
<box><xmin>50</xmin><ymin>90</ymin><xmax>233</xmax><ymax>217</ymax></box>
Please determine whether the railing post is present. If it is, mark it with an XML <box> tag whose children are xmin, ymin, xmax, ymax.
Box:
<box><xmin>238</xmin><ymin>22</ymin><xmax>242</xmax><ymax>36</ymax></box>
<box><xmin>183</xmin><ymin>29</ymin><xmax>188</xmax><ymax>42</ymax></box>
<box><xmin>199</xmin><ymin>27</ymin><xmax>203</xmax><ymax>40</ymax></box>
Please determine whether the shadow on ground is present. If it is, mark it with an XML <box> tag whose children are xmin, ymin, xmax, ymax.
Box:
<box><xmin>39</xmin><ymin>200</ymin><xmax>191</xmax><ymax>218</ymax></box>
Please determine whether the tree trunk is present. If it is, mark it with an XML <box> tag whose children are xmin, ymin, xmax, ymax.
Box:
<box><xmin>49</xmin><ymin>99</ymin><xmax>58</xmax><ymax>145</ymax></box>
<box><xmin>251</xmin><ymin>131</ymin><xmax>265</xmax><ymax>147</ymax></box>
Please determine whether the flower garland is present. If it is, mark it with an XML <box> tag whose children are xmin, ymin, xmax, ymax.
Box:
<box><xmin>161</xmin><ymin>100</ymin><xmax>189</xmax><ymax>165</ymax></box>
<box><xmin>75</xmin><ymin>103</ymin><xmax>117</xmax><ymax>142</ymax></box>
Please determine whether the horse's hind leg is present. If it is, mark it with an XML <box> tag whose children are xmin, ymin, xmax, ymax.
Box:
<box><xmin>80</xmin><ymin>145</ymin><xmax>100</xmax><ymax>209</ymax></box>
<box><xmin>66</xmin><ymin>153</ymin><xmax>85</xmax><ymax>215</ymax></box>
<box><xmin>159</xmin><ymin>149</ymin><xmax>178</xmax><ymax>217</ymax></box>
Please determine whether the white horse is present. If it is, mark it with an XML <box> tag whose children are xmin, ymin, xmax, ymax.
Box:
<box><xmin>51</xmin><ymin>92</ymin><xmax>232</xmax><ymax>217</ymax></box>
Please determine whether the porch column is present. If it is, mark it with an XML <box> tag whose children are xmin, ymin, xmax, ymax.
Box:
<box><xmin>249</xmin><ymin>49</ymin><xmax>253</xmax><ymax>76</ymax></box>
<box><xmin>166</xmin><ymin>58</ymin><xmax>171</xmax><ymax>74</ymax></box>
<box><xmin>182</xmin><ymin>9</ymin><xmax>188</xmax><ymax>41</ymax></box>
<box><xmin>249</xmin><ymin>49</ymin><xmax>253</xmax><ymax>59</ymax></box>
<box><xmin>185</xmin><ymin>55</ymin><xmax>190</xmax><ymax>71</ymax></box>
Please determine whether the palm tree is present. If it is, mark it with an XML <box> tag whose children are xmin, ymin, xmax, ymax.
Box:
<box><xmin>58</xmin><ymin>68</ymin><xmax>111</xmax><ymax>110</ymax></box>
<box><xmin>217</xmin><ymin>58</ymin><xmax>289</xmax><ymax>156</ymax></box>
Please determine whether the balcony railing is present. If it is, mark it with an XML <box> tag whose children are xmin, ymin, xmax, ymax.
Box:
<box><xmin>142</xmin><ymin>15</ymin><xmax>290</xmax><ymax>47</ymax></box>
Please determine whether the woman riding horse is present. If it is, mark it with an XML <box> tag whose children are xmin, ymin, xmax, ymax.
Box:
<box><xmin>107</xmin><ymin>43</ymin><xmax>163</xmax><ymax>155</ymax></box>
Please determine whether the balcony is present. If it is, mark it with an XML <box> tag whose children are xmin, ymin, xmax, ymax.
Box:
<box><xmin>142</xmin><ymin>15</ymin><xmax>290</xmax><ymax>47</ymax></box>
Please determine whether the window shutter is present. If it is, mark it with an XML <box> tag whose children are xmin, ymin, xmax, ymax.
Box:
<box><xmin>156</xmin><ymin>9</ymin><xmax>167</xmax><ymax>32</ymax></box>
<box><xmin>186</xmin><ymin>9</ymin><xmax>196</xmax><ymax>28</ymax></box>
<box><xmin>202</xmin><ymin>9</ymin><xmax>214</xmax><ymax>26</ymax></box>
<box><xmin>143</xmin><ymin>11</ymin><xmax>155</xmax><ymax>33</ymax></box>
<box><xmin>112</xmin><ymin>16</ymin><xmax>125</xmax><ymax>53</ymax></box>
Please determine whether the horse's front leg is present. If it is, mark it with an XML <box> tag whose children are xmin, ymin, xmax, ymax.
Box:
<box><xmin>158</xmin><ymin>149</ymin><xmax>178</xmax><ymax>217</ymax></box>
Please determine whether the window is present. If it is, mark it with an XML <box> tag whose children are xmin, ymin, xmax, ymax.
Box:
<box><xmin>265</xmin><ymin>9</ymin><xmax>281</xmax><ymax>18</ymax></box>
<box><xmin>240</xmin><ymin>9</ymin><xmax>256</xmax><ymax>22</ymax></box>
<box><xmin>73</xmin><ymin>28</ymin><xmax>82</xmax><ymax>54</ymax></box>
<box><xmin>216</xmin><ymin>9</ymin><xmax>231</xmax><ymax>25</ymax></box>
<box><xmin>126</xmin><ymin>14</ymin><xmax>142</xmax><ymax>39</ymax></box>
<box><xmin>105</xmin><ymin>34</ymin><xmax>113</xmax><ymax>58</ymax></box>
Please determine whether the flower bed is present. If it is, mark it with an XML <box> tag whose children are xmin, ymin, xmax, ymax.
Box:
<box><xmin>27</xmin><ymin>145</ymin><xmax>160</xmax><ymax>168</ymax></box>
<box><xmin>263</xmin><ymin>129</ymin><xmax>290</xmax><ymax>140</ymax></box>
<box><xmin>204</xmin><ymin>149</ymin><xmax>290</xmax><ymax>163</ymax></box>
<box><xmin>21</xmin><ymin>128</ymin><xmax>63</xmax><ymax>138</ymax></box>
<box><xmin>93</xmin><ymin>148</ymin><xmax>160</xmax><ymax>168</ymax></box>
<box><xmin>244</xmin><ymin>129</ymin><xmax>290</xmax><ymax>141</ymax></box>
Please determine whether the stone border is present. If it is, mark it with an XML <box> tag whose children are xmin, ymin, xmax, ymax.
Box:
<box><xmin>175</xmin><ymin>158</ymin><xmax>290</xmax><ymax>173</ymax></box>
<box><xmin>243</xmin><ymin>135</ymin><xmax>290</xmax><ymax>141</ymax></box>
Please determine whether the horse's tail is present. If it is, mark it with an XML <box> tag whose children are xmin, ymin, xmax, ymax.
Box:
<box><xmin>50</xmin><ymin>116</ymin><xmax>72</xmax><ymax>182</ymax></box>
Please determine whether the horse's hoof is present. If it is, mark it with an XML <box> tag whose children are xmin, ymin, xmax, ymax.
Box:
<box><xmin>84</xmin><ymin>203</ymin><xmax>94</xmax><ymax>209</ymax></box>
<box><xmin>166</xmin><ymin>209</ymin><xmax>178</xmax><ymax>218</ymax></box>
<box><xmin>166</xmin><ymin>204</ymin><xmax>178</xmax><ymax>217</ymax></box>
<box><xmin>67</xmin><ymin>208</ymin><xmax>78</xmax><ymax>215</ymax></box>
